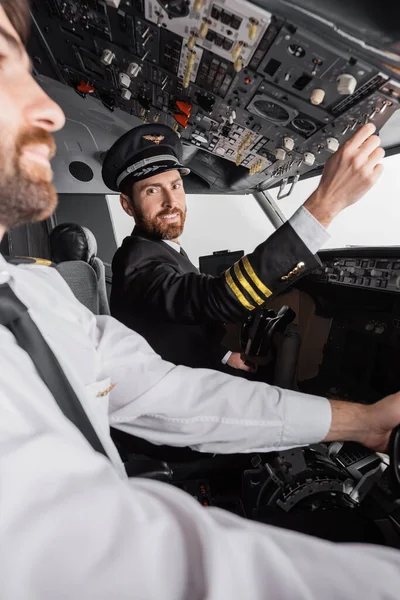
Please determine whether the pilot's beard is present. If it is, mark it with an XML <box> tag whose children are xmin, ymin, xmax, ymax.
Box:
<box><xmin>134</xmin><ymin>207</ymin><xmax>187</xmax><ymax>241</ymax></box>
<box><xmin>0</xmin><ymin>128</ymin><xmax>58</xmax><ymax>231</ymax></box>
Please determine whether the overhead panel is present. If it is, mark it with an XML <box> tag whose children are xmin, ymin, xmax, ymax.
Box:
<box><xmin>29</xmin><ymin>0</ymin><xmax>400</xmax><ymax>195</ymax></box>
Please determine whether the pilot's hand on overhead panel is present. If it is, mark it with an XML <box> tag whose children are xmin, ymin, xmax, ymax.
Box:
<box><xmin>227</xmin><ymin>352</ymin><xmax>257</xmax><ymax>373</ymax></box>
<box><xmin>304</xmin><ymin>122</ymin><xmax>385</xmax><ymax>228</ymax></box>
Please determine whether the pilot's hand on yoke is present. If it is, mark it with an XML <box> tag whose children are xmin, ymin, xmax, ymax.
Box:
<box><xmin>227</xmin><ymin>351</ymin><xmax>257</xmax><ymax>373</ymax></box>
<box><xmin>304</xmin><ymin>122</ymin><xmax>385</xmax><ymax>227</ymax></box>
<box><xmin>325</xmin><ymin>392</ymin><xmax>400</xmax><ymax>452</ymax></box>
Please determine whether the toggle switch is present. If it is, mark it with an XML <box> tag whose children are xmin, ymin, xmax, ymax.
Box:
<box><xmin>187</xmin><ymin>33</ymin><xmax>197</xmax><ymax>51</ymax></box>
<box><xmin>193</xmin><ymin>0</ymin><xmax>203</xmax><ymax>14</ymax></box>
<box><xmin>248</xmin><ymin>19</ymin><xmax>259</xmax><ymax>41</ymax></box>
<box><xmin>233</xmin><ymin>57</ymin><xmax>244</xmax><ymax>72</ymax></box>
<box><xmin>199</xmin><ymin>20</ymin><xmax>209</xmax><ymax>38</ymax></box>
<box><xmin>232</xmin><ymin>42</ymin><xmax>243</xmax><ymax>60</ymax></box>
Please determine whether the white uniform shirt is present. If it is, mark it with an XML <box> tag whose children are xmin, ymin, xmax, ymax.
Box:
<box><xmin>1</xmin><ymin>252</ymin><xmax>400</xmax><ymax>599</ymax></box>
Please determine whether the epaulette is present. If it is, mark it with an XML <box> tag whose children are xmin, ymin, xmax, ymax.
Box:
<box><xmin>4</xmin><ymin>256</ymin><xmax>55</xmax><ymax>267</ymax></box>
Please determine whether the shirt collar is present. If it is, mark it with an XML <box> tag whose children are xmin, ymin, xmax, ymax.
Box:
<box><xmin>0</xmin><ymin>253</ymin><xmax>12</xmax><ymax>284</ymax></box>
<box><xmin>162</xmin><ymin>240</ymin><xmax>181</xmax><ymax>253</ymax></box>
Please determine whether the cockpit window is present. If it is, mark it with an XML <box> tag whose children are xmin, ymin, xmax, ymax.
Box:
<box><xmin>269</xmin><ymin>154</ymin><xmax>400</xmax><ymax>249</ymax></box>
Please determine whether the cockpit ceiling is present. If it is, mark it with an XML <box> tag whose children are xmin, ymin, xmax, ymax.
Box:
<box><xmin>29</xmin><ymin>0</ymin><xmax>400</xmax><ymax>196</ymax></box>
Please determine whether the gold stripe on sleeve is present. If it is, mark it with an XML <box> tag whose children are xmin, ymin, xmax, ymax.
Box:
<box><xmin>242</xmin><ymin>256</ymin><xmax>272</xmax><ymax>298</ymax></box>
<box><xmin>233</xmin><ymin>262</ymin><xmax>264</xmax><ymax>305</ymax></box>
<box><xmin>225</xmin><ymin>270</ymin><xmax>255</xmax><ymax>311</ymax></box>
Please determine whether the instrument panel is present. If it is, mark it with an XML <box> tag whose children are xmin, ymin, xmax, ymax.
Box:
<box><xmin>311</xmin><ymin>255</ymin><xmax>400</xmax><ymax>293</ymax></box>
<box><xmin>29</xmin><ymin>0</ymin><xmax>400</xmax><ymax>193</ymax></box>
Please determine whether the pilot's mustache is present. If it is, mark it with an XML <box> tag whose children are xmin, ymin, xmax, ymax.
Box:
<box><xmin>157</xmin><ymin>208</ymin><xmax>183</xmax><ymax>218</ymax></box>
<box><xmin>16</xmin><ymin>127</ymin><xmax>56</xmax><ymax>160</ymax></box>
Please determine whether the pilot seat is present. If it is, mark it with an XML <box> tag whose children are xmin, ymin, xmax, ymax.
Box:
<box><xmin>50</xmin><ymin>223</ymin><xmax>110</xmax><ymax>316</ymax></box>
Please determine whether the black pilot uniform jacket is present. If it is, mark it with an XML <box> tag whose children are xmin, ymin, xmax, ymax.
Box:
<box><xmin>111</xmin><ymin>221</ymin><xmax>320</xmax><ymax>371</ymax></box>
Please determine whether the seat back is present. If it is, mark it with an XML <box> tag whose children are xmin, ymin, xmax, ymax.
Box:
<box><xmin>50</xmin><ymin>223</ymin><xmax>110</xmax><ymax>315</ymax></box>
<box><xmin>55</xmin><ymin>261</ymin><xmax>100</xmax><ymax>314</ymax></box>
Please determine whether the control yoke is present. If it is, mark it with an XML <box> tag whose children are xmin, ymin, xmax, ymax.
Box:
<box><xmin>241</xmin><ymin>305</ymin><xmax>296</xmax><ymax>358</ymax></box>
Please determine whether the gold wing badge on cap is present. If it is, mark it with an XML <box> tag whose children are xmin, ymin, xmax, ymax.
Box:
<box><xmin>142</xmin><ymin>135</ymin><xmax>165</xmax><ymax>145</ymax></box>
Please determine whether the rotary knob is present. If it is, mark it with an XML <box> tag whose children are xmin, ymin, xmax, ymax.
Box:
<box><xmin>127</xmin><ymin>62</ymin><xmax>141</xmax><ymax>78</ymax></box>
<box><xmin>337</xmin><ymin>74</ymin><xmax>357</xmax><ymax>95</ymax></box>
<box><xmin>101</xmin><ymin>49</ymin><xmax>115</xmax><ymax>66</ymax></box>
<box><xmin>275</xmin><ymin>148</ymin><xmax>287</xmax><ymax>161</ymax></box>
<box><xmin>121</xmin><ymin>88</ymin><xmax>132</xmax><ymax>101</ymax></box>
<box><xmin>283</xmin><ymin>137</ymin><xmax>295</xmax><ymax>152</ymax></box>
<box><xmin>326</xmin><ymin>137</ymin><xmax>339</xmax><ymax>153</ymax></box>
<box><xmin>303</xmin><ymin>152</ymin><xmax>316</xmax><ymax>166</ymax></box>
<box><xmin>310</xmin><ymin>88</ymin><xmax>325</xmax><ymax>105</ymax></box>
<box><xmin>119</xmin><ymin>73</ymin><xmax>131</xmax><ymax>88</ymax></box>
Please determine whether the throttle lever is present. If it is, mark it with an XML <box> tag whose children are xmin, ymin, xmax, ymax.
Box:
<box><xmin>389</xmin><ymin>425</ymin><xmax>400</xmax><ymax>494</ymax></box>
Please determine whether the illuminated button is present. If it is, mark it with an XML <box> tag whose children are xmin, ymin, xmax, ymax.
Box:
<box><xmin>371</xmin><ymin>269</ymin><xmax>383</xmax><ymax>277</ymax></box>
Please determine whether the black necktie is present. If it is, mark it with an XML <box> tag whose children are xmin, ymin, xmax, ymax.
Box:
<box><xmin>180</xmin><ymin>247</ymin><xmax>188</xmax><ymax>259</ymax></box>
<box><xmin>0</xmin><ymin>283</ymin><xmax>108</xmax><ymax>457</ymax></box>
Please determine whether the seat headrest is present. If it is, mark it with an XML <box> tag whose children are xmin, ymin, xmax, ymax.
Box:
<box><xmin>50</xmin><ymin>223</ymin><xmax>98</xmax><ymax>264</ymax></box>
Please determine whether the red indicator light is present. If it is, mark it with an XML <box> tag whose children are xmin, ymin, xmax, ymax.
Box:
<box><xmin>244</xmin><ymin>77</ymin><xmax>251</xmax><ymax>84</ymax></box>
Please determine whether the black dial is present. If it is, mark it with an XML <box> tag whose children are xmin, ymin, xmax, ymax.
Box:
<box><xmin>292</xmin><ymin>117</ymin><xmax>317</xmax><ymax>134</ymax></box>
<box><xmin>252</xmin><ymin>100</ymin><xmax>290</xmax><ymax>123</ymax></box>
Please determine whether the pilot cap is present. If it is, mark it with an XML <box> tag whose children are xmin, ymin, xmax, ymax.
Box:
<box><xmin>102</xmin><ymin>124</ymin><xmax>190</xmax><ymax>192</ymax></box>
